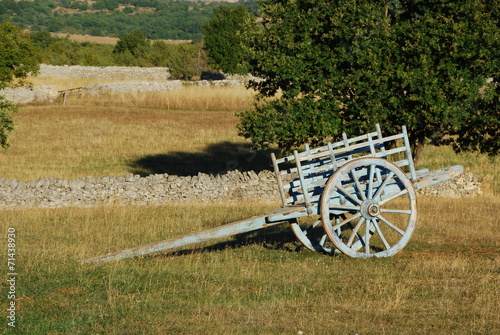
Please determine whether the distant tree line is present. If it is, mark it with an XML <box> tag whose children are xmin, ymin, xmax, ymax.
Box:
<box><xmin>0</xmin><ymin>0</ymin><xmax>258</xmax><ymax>41</ymax></box>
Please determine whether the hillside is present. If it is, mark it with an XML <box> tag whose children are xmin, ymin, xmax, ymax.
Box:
<box><xmin>0</xmin><ymin>0</ymin><xmax>258</xmax><ymax>41</ymax></box>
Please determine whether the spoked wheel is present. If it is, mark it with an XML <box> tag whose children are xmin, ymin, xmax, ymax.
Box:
<box><xmin>320</xmin><ymin>157</ymin><xmax>417</xmax><ymax>258</ymax></box>
<box><xmin>290</xmin><ymin>216</ymin><xmax>336</xmax><ymax>254</ymax></box>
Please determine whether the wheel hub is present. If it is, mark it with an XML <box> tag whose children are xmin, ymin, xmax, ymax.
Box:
<box><xmin>360</xmin><ymin>199</ymin><xmax>380</xmax><ymax>219</ymax></box>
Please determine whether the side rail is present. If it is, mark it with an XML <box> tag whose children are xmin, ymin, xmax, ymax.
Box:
<box><xmin>271</xmin><ymin>125</ymin><xmax>417</xmax><ymax>207</ymax></box>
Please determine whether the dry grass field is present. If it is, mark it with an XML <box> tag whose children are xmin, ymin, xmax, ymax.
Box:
<box><xmin>0</xmin><ymin>85</ymin><xmax>498</xmax><ymax>334</ymax></box>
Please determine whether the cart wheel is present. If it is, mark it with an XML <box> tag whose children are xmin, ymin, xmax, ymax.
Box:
<box><xmin>290</xmin><ymin>217</ymin><xmax>337</xmax><ymax>254</ymax></box>
<box><xmin>320</xmin><ymin>157</ymin><xmax>417</xmax><ymax>258</ymax></box>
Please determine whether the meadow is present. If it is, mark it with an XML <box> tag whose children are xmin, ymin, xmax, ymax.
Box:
<box><xmin>0</xmin><ymin>84</ymin><xmax>498</xmax><ymax>334</ymax></box>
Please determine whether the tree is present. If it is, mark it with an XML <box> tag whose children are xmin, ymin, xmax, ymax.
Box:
<box><xmin>238</xmin><ymin>0</ymin><xmax>499</xmax><ymax>162</ymax></box>
<box><xmin>30</xmin><ymin>30</ymin><xmax>58</xmax><ymax>49</ymax></box>
<box><xmin>113</xmin><ymin>30</ymin><xmax>149</xmax><ymax>56</ymax></box>
<box><xmin>202</xmin><ymin>4</ymin><xmax>255</xmax><ymax>74</ymax></box>
<box><xmin>163</xmin><ymin>42</ymin><xmax>209</xmax><ymax>80</ymax></box>
<box><xmin>0</xmin><ymin>20</ymin><xmax>41</xmax><ymax>149</ymax></box>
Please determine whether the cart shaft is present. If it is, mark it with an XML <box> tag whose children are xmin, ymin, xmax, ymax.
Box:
<box><xmin>82</xmin><ymin>206</ymin><xmax>311</xmax><ymax>264</ymax></box>
<box><xmin>413</xmin><ymin>165</ymin><xmax>463</xmax><ymax>190</ymax></box>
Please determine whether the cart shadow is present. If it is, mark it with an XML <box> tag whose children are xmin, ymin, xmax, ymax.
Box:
<box><xmin>143</xmin><ymin>225</ymin><xmax>304</xmax><ymax>260</ymax></box>
<box><xmin>129</xmin><ymin>141</ymin><xmax>276</xmax><ymax>177</ymax></box>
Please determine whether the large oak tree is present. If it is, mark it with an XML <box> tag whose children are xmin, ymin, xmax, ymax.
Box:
<box><xmin>238</xmin><ymin>0</ymin><xmax>499</xmax><ymax>161</ymax></box>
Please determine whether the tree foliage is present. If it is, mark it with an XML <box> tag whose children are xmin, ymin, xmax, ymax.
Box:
<box><xmin>202</xmin><ymin>5</ymin><xmax>255</xmax><ymax>74</ymax></box>
<box><xmin>239</xmin><ymin>0</ymin><xmax>499</xmax><ymax>160</ymax></box>
<box><xmin>0</xmin><ymin>20</ymin><xmax>42</xmax><ymax>149</ymax></box>
<box><xmin>159</xmin><ymin>42</ymin><xmax>209</xmax><ymax>80</ymax></box>
<box><xmin>0</xmin><ymin>21</ymin><xmax>41</xmax><ymax>89</ymax></box>
<box><xmin>113</xmin><ymin>30</ymin><xmax>149</xmax><ymax>55</ymax></box>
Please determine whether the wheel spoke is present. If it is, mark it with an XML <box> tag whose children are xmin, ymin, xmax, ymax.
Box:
<box><xmin>378</xmin><ymin>188</ymin><xmax>409</xmax><ymax>206</ymax></box>
<box><xmin>311</xmin><ymin>219</ymin><xmax>321</xmax><ymax>228</ymax></box>
<box><xmin>372</xmin><ymin>171</ymin><xmax>395</xmax><ymax>200</ymax></box>
<box><xmin>332</xmin><ymin>213</ymin><xmax>361</xmax><ymax>230</ymax></box>
<box><xmin>350</xmin><ymin>224</ymin><xmax>376</xmax><ymax>251</ymax></box>
<box><xmin>380</xmin><ymin>209</ymin><xmax>412</xmax><ymax>214</ymax></box>
<box><xmin>372</xmin><ymin>219</ymin><xmax>391</xmax><ymax>250</ymax></box>
<box><xmin>364</xmin><ymin>219</ymin><xmax>371</xmax><ymax>253</ymax></box>
<box><xmin>290</xmin><ymin>218</ymin><xmax>334</xmax><ymax>254</ymax></box>
<box><xmin>319</xmin><ymin>234</ymin><xmax>327</xmax><ymax>246</ymax></box>
<box><xmin>321</xmin><ymin>157</ymin><xmax>417</xmax><ymax>258</ymax></box>
<box><xmin>336</xmin><ymin>185</ymin><xmax>362</xmax><ymax>205</ymax></box>
<box><xmin>351</xmin><ymin>170</ymin><xmax>367</xmax><ymax>201</ymax></box>
<box><xmin>303</xmin><ymin>219</ymin><xmax>322</xmax><ymax>236</ymax></box>
<box><xmin>329</xmin><ymin>205</ymin><xmax>360</xmax><ymax>211</ymax></box>
<box><xmin>347</xmin><ymin>217</ymin><xmax>365</xmax><ymax>247</ymax></box>
<box><xmin>334</xmin><ymin>216</ymin><xmax>340</xmax><ymax>236</ymax></box>
<box><xmin>378</xmin><ymin>214</ymin><xmax>405</xmax><ymax>235</ymax></box>
<box><xmin>367</xmin><ymin>164</ymin><xmax>376</xmax><ymax>198</ymax></box>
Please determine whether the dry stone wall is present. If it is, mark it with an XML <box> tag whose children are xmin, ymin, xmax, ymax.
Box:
<box><xmin>416</xmin><ymin>172</ymin><xmax>483</xmax><ymax>198</ymax></box>
<box><xmin>0</xmin><ymin>65</ymin><xmax>486</xmax><ymax>207</ymax></box>
<box><xmin>1</xmin><ymin>85</ymin><xmax>58</xmax><ymax>104</ymax></box>
<box><xmin>1</xmin><ymin>65</ymin><xmax>247</xmax><ymax>104</ymax></box>
<box><xmin>38</xmin><ymin>64</ymin><xmax>171</xmax><ymax>80</ymax></box>
<box><xmin>0</xmin><ymin>170</ymin><xmax>483</xmax><ymax>209</ymax></box>
<box><xmin>0</xmin><ymin>170</ymin><xmax>280</xmax><ymax>209</ymax></box>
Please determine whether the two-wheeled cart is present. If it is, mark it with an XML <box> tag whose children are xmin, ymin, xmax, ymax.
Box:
<box><xmin>83</xmin><ymin>125</ymin><xmax>463</xmax><ymax>263</ymax></box>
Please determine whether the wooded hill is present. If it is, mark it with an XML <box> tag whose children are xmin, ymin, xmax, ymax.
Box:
<box><xmin>0</xmin><ymin>0</ymin><xmax>258</xmax><ymax>40</ymax></box>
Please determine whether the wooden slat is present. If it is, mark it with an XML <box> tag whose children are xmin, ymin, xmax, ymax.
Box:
<box><xmin>273</xmin><ymin>125</ymin><xmax>418</xmax><ymax>207</ymax></box>
<box><xmin>293</xmin><ymin>150</ymin><xmax>312</xmax><ymax>207</ymax></box>
<box><xmin>298</xmin><ymin>133</ymin><xmax>404</xmax><ymax>162</ymax></box>
<box><xmin>402</xmin><ymin>126</ymin><xmax>417</xmax><ymax>180</ymax></box>
<box><xmin>271</xmin><ymin>152</ymin><xmax>287</xmax><ymax>207</ymax></box>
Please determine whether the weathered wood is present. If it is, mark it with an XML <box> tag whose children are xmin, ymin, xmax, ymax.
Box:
<box><xmin>83</xmin><ymin>208</ymin><xmax>295</xmax><ymax>264</ymax></box>
<box><xmin>412</xmin><ymin>165</ymin><xmax>464</xmax><ymax>190</ymax></box>
<box><xmin>82</xmin><ymin>124</ymin><xmax>464</xmax><ymax>263</ymax></box>
<box><xmin>271</xmin><ymin>152</ymin><xmax>287</xmax><ymax>206</ymax></box>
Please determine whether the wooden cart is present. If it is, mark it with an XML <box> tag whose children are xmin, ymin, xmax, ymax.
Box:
<box><xmin>83</xmin><ymin>125</ymin><xmax>463</xmax><ymax>263</ymax></box>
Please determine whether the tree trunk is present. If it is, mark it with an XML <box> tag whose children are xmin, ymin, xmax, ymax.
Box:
<box><xmin>410</xmin><ymin>137</ymin><xmax>426</xmax><ymax>167</ymax></box>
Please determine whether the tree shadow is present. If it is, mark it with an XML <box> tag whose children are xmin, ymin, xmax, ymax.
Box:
<box><xmin>129</xmin><ymin>141</ymin><xmax>277</xmax><ymax>177</ymax></box>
